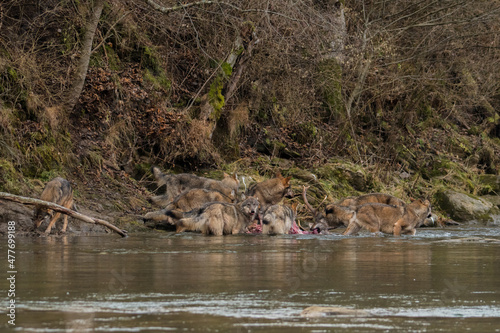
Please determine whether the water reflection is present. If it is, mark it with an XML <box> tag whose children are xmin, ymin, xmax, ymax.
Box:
<box><xmin>3</xmin><ymin>227</ymin><xmax>500</xmax><ymax>332</ymax></box>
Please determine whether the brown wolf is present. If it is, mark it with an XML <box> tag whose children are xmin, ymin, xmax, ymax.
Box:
<box><xmin>247</xmin><ymin>172</ymin><xmax>294</xmax><ymax>223</ymax></box>
<box><xmin>262</xmin><ymin>203</ymin><xmax>298</xmax><ymax>235</ymax></box>
<box><xmin>173</xmin><ymin>196</ymin><xmax>259</xmax><ymax>235</ymax></box>
<box><xmin>336</xmin><ymin>193</ymin><xmax>405</xmax><ymax>209</ymax></box>
<box><xmin>151</xmin><ymin>166</ymin><xmax>239</xmax><ymax>205</ymax></box>
<box><xmin>33</xmin><ymin>177</ymin><xmax>74</xmax><ymax>234</ymax></box>
<box><xmin>302</xmin><ymin>186</ymin><xmax>407</xmax><ymax>233</ymax></box>
<box><xmin>143</xmin><ymin>188</ymin><xmax>234</xmax><ymax>228</ymax></box>
<box><xmin>343</xmin><ymin>199</ymin><xmax>432</xmax><ymax>236</ymax></box>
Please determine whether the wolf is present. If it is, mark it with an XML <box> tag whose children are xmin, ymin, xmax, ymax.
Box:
<box><xmin>173</xmin><ymin>196</ymin><xmax>259</xmax><ymax>235</ymax></box>
<box><xmin>336</xmin><ymin>193</ymin><xmax>405</xmax><ymax>209</ymax></box>
<box><xmin>33</xmin><ymin>177</ymin><xmax>74</xmax><ymax>234</ymax></box>
<box><xmin>151</xmin><ymin>166</ymin><xmax>239</xmax><ymax>205</ymax></box>
<box><xmin>143</xmin><ymin>188</ymin><xmax>234</xmax><ymax>228</ymax></box>
<box><xmin>247</xmin><ymin>172</ymin><xmax>294</xmax><ymax>223</ymax></box>
<box><xmin>261</xmin><ymin>203</ymin><xmax>298</xmax><ymax>235</ymax></box>
<box><xmin>302</xmin><ymin>186</ymin><xmax>407</xmax><ymax>233</ymax></box>
<box><xmin>343</xmin><ymin>199</ymin><xmax>432</xmax><ymax>236</ymax></box>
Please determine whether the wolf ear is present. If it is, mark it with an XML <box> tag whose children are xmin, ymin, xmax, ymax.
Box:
<box><xmin>282</xmin><ymin>176</ymin><xmax>292</xmax><ymax>186</ymax></box>
<box><xmin>275</xmin><ymin>171</ymin><xmax>283</xmax><ymax>178</ymax></box>
<box><xmin>223</xmin><ymin>172</ymin><xmax>229</xmax><ymax>178</ymax></box>
<box><xmin>239</xmin><ymin>193</ymin><xmax>247</xmax><ymax>201</ymax></box>
<box><xmin>291</xmin><ymin>202</ymin><xmax>298</xmax><ymax>213</ymax></box>
<box><xmin>232</xmin><ymin>172</ymin><xmax>238</xmax><ymax>180</ymax></box>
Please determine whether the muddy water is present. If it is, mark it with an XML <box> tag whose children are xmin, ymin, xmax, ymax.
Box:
<box><xmin>2</xmin><ymin>226</ymin><xmax>500</xmax><ymax>332</ymax></box>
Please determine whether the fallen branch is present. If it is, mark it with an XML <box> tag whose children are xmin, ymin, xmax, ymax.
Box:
<box><xmin>0</xmin><ymin>192</ymin><xmax>128</xmax><ymax>237</ymax></box>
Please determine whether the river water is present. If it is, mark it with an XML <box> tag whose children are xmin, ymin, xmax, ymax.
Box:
<box><xmin>2</xmin><ymin>226</ymin><xmax>500</xmax><ymax>332</ymax></box>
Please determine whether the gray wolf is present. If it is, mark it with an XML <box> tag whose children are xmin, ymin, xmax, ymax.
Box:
<box><xmin>143</xmin><ymin>188</ymin><xmax>234</xmax><ymax>228</ymax></box>
<box><xmin>173</xmin><ymin>196</ymin><xmax>259</xmax><ymax>235</ymax></box>
<box><xmin>151</xmin><ymin>166</ymin><xmax>239</xmax><ymax>205</ymax></box>
<box><xmin>302</xmin><ymin>186</ymin><xmax>407</xmax><ymax>233</ymax></box>
<box><xmin>262</xmin><ymin>203</ymin><xmax>298</xmax><ymax>235</ymax></box>
<box><xmin>335</xmin><ymin>193</ymin><xmax>405</xmax><ymax>209</ymax></box>
<box><xmin>343</xmin><ymin>199</ymin><xmax>432</xmax><ymax>236</ymax></box>
<box><xmin>33</xmin><ymin>177</ymin><xmax>74</xmax><ymax>234</ymax></box>
<box><xmin>247</xmin><ymin>172</ymin><xmax>294</xmax><ymax>222</ymax></box>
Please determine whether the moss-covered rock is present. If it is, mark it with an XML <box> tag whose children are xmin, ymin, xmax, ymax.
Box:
<box><xmin>435</xmin><ymin>189</ymin><xmax>500</xmax><ymax>225</ymax></box>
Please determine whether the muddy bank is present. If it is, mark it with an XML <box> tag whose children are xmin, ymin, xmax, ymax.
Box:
<box><xmin>0</xmin><ymin>200</ymin><xmax>112</xmax><ymax>236</ymax></box>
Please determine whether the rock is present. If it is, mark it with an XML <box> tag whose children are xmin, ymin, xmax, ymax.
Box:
<box><xmin>482</xmin><ymin>195</ymin><xmax>500</xmax><ymax>208</ymax></box>
<box><xmin>300</xmin><ymin>306</ymin><xmax>371</xmax><ymax>318</ymax></box>
<box><xmin>436</xmin><ymin>190</ymin><xmax>500</xmax><ymax>225</ymax></box>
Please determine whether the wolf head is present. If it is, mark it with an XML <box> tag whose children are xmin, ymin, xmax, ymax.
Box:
<box><xmin>221</xmin><ymin>172</ymin><xmax>240</xmax><ymax>193</ymax></box>
<box><xmin>239</xmin><ymin>196</ymin><xmax>259</xmax><ymax>221</ymax></box>
<box><xmin>33</xmin><ymin>208</ymin><xmax>51</xmax><ymax>227</ymax></box>
<box><xmin>410</xmin><ymin>199</ymin><xmax>432</xmax><ymax>227</ymax></box>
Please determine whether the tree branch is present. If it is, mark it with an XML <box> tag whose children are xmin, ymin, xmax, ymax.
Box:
<box><xmin>144</xmin><ymin>0</ymin><xmax>304</xmax><ymax>22</ymax></box>
<box><xmin>0</xmin><ymin>192</ymin><xmax>128</xmax><ymax>237</ymax></box>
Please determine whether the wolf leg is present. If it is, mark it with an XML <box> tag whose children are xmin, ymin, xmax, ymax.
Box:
<box><xmin>45</xmin><ymin>212</ymin><xmax>61</xmax><ymax>234</ymax></box>
<box><xmin>343</xmin><ymin>220</ymin><xmax>362</xmax><ymax>235</ymax></box>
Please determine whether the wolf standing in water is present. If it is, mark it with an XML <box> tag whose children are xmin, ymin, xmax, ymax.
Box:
<box><xmin>174</xmin><ymin>196</ymin><xmax>259</xmax><ymax>236</ymax></box>
<box><xmin>343</xmin><ymin>199</ymin><xmax>432</xmax><ymax>236</ymax></box>
<box><xmin>33</xmin><ymin>177</ymin><xmax>75</xmax><ymax>234</ymax></box>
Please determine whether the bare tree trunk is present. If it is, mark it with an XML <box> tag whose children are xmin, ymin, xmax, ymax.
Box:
<box><xmin>65</xmin><ymin>0</ymin><xmax>104</xmax><ymax>113</ymax></box>
<box><xmin>0</xmin><ymin>192</ymin><xmax>128</xmax><ymax>237</ymax></box>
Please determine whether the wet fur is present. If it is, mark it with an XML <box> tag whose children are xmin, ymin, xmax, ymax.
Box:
<box><xmin>175</xmin><ymin>197</ymin><xmax>259</xmax><ymax>235</ymax></box>
<box><xmin>144</xmin><ymin>188</ymin><xmax>233</xmax><ymax>226</ymax></box>
<box><xmin>336</xmin><ymin>193</ymin><xmax>405</xmax><ymax>209</ymax></box>
<box><xmin>343</xmin><ymin>199</ymin><xmax>432</xmax><ymax>236</ymax></box>
<box><xmin>311</xmin><ymin>193</ymin><xmax>406</xmax><ymax>232</ymax></box>
<box><xmin>33</xmin><ymin>177</ymin><xmax>74</xmax><ymax>234</ymax></box>
<box><xmin>262</xmin><ymin>203</ymin><xmax>298</xmax><ymax>235</ymax></box>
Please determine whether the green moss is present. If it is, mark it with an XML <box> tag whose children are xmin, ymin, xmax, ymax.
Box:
<box><xmin>0</xmin><ymin>159</ymin><xmax>21</xmax><ymax>194</ymax></box>
<box><xmin>141</xmin><ymin>46</ymin><xmax>162</xmax><ymax>73</ymax></box>
<box><xmin>221</xmin><ymin>62</ymin><xmax>233</xmax><ymax>77</ymax></box>
<box><xmin>293</xmin><ymin>122</ymin><xmax>318</xmax><ymax>144</ymax></box>
<box><xmin>144</xmin><ymin>68</ymin><xmax>171</xmax><ymax>92</ymax></box>
<box><xmin>208</xmin><ymin>76</ymin><xmax>225</xmax><ymax>120</ymax></box>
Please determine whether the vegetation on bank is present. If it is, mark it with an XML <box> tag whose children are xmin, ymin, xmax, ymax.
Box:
<box><xmin>0</xmin><ymin>0</ymin><xmax>499</xmax><ymax>224</ymax></box>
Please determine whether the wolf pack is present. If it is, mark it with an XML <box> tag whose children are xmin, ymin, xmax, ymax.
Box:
<box><xmin>33</xmin><ymin>167</ymin><xmax>433</xmax><ymax>236</ymax></box>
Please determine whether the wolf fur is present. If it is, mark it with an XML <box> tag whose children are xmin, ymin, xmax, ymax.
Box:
<box><xmin>247</xmin><ymin>173</ymin><xmax>294</xmax><ymax>222</ymax></box>
<box><xmin>262</xmin><ymin>203</ymin><xmax>298</xmax><ymax>235</ymax></box>
<box><xmin>33</xmin><ymin>177</ymin><xmax>74</xmax><ymax>234</ymax></box>
<box><xmin>151</xmin><ymin>166</ymin><xmax>238</xmax><ymax>205</ymax></box>
<box><xmin>144</xmin><ymin>188</ymin><xmax>234</xmax><ymax>227</ymax></box>
<box><xmin>343</xmin><ymin>199</ymin><xmax>432</xmax><ymax>236</ymax></box>
<box><xmin>174</xmin><ymin>196</ymin><xmax>259</xmax><ymax>235</ymax></box>
<box><xmin>303</xmin><ymin>186</ymin><xmax>408</xmax><ymax>233</ymax></box>
<box><xmin>336</xmin><ymin>193</ymin><xmax>405</xmax><ymax>209</ymax></box>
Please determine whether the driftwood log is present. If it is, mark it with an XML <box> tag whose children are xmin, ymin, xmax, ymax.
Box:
<box><xmin>0</xmin><ymin>192</ymin><xmax>128</xmax><ymax>237</ymax></box>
